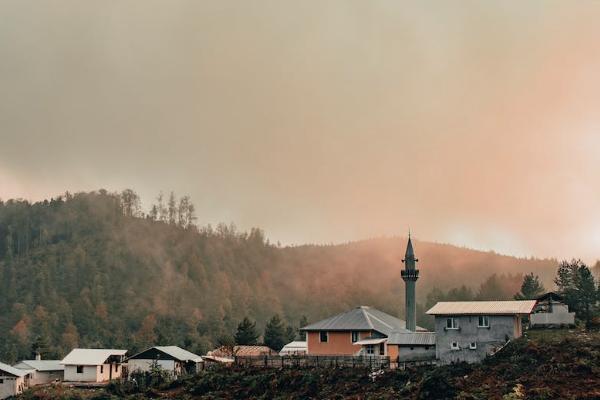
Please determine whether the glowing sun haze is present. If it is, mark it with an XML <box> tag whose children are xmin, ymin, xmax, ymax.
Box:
<box><xmin>1</xmin><ymin>1</ymin><xmax>599</xmax><ymax>262</ymax></box>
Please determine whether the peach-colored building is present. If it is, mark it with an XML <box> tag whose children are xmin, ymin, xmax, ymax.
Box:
<box><xmin>300</xmin><ymin>306</ymin><xmax>434</xmax><ymax>361</ymax></box>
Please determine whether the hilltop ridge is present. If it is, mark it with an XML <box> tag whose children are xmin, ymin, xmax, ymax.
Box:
<box><xmin>0</xmin><ymin>191</ymin><xmax>556</xmax><ymax>362</ymax></box>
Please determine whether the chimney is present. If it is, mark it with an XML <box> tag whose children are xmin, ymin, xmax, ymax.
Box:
<box><xmin>401</xmin><ymin>233</ymin><xmax>419</xmax><ymax>332</ymax></box>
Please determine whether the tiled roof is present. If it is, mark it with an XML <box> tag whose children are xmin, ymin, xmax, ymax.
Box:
<box><xmin>426</xmin><ymin>301</ymin><xmax>537</xmax><ymax>315</ymax></box>
<box><xmin>300</xmin><ymin>306</ymin><xmax>424</xmax><ymax>336</ymax></box>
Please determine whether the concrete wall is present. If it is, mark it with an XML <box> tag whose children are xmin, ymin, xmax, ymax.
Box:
<box><xmin>306</xmin><ymin>331</ymin><xmax>372</xmax><ymax>355</ymax></box>
<box><xmin>435</xmin><ymin>315</ymin><xmax>520</xmax><ymax>364</ymax></box>
<box><xmin>397</xmin><ymin>345</ymin><xmax>436</xmax><ymax>362</ymax></box>
<box><xmin>28</xmin><ymin>371</ymin><xmax>62</xmax><ymax>385</ymax></box>
<box><xmin>0</xmin><ymin>375</ymin><xmax>26</xmax><ymax>400</ymax></box>
<box><xmin>64</xmin><ymin>365</ymin><xmax>99</xmax><ymax>382</ymax></box>
<box><xmin>128</xmin><ymin>359</ymin><xmax>177</xmax><ymax>375</ymax></box>
<box><xmin>530</xmin><ymin>304</ymin><xmax>575</xmax><ymax>327</ymax></box>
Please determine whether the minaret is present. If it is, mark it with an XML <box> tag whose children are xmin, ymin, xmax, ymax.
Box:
<box><xmin>401</xmin><ymin>233</ymin><xmax>419</xmax><ymax>332</ymax></box>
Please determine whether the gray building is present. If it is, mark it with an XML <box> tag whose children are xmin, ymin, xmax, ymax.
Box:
<box><xmin>426</xmin><ymin>301</ymin><xmax>536</xmax><ymax>364</ymax></box>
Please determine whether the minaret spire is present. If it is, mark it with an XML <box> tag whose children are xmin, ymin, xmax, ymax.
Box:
<box><xmin>401</xmin><ymin>232</ymin><xmax>419</xmax><ymax>332</ymax></box>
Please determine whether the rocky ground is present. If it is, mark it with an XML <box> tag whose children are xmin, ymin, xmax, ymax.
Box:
<box><xmin>18</xmin><ymin>329</ymin><xmax>600</xmax><ymax>400</ymax></box>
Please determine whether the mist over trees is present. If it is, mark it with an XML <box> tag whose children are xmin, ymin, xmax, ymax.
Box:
<box><xmin>0</xmin><ymin>190</ymin><xmax>563</xmax><ymax>362</ymax></box>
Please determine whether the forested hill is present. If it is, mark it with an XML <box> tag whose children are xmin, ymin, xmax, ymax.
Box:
<box><xmin>0</xmin><ymin>191</ymin><xmax>556</xmax><ymax>362</ymax></box>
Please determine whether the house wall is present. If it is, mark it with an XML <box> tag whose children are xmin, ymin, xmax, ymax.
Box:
<box><xmin>434</xmin><ymin>315</ymin><xmax>520</xmax><ymax>364</ymax></box>
<box><xmin>64</xmin><ymin>365</ymin><xmax>100</xmax><ymax>382</ymax></box>
<box><xmin>530</xmin><ymin>304</ymin><xmax>575</xmax><ymax>327</ymax></box>
<box><xmin>306</xmin><ymin>331</ymin><xmax>372</xmax><ymax>355</ymax></box>
<box><xmin>397</xmin><ymin>345</ymin><xmax>436</xmax><ymax>362</ymax></box>
<box><xmin>128</xmin><ymin>359</ymin><xmax>177</xmax><ymax>375</ymax></box>
<box><xmin>0</xmin><ymin>375</ymin><xmax>26</xmax><ymax>400</ymax></box>
<box><xmin>28</xmin><ymin>371</ymin><xmax>62</xmax><ymax>385</ymax></box>
<box><xmin>97</xmin><ymin>363</ymin><xmax>122</xmax><ymax>381</ymax></box>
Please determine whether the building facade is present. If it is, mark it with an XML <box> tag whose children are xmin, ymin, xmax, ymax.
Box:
<box><xmin>427</xmin><ymin>301</ymin><xmax>536</xmax><ymax>364</ymax></box>
<box><xmin>61</xmin><ymin>349</ymin><xmax>127</xmax><ymax>382</ymax></box>
<box><xmin>127</xmin><ymin>346</ymin><xmax>203</xmax><ymax>376</ymax></box>
<box><xmin>530</xmin><ymin>292</ymin><xmax>575</xmax><ymax>328</ymax></box>
<box><xmin>0</xmin><ymin>362</ymin><xmax>31</xmax><ymax>400</ymax></box>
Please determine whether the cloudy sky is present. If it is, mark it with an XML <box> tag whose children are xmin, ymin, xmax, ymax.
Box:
<box><xmin>1</xmin><ymin>1</ymin><xmax>600</xmax><ymax>261</ymax></box>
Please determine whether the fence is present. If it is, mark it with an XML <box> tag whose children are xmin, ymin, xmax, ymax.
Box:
<box><xmin>234</xmin><ymin>355</ymin><xmax>391</xmax><ymax>369</ymax></box>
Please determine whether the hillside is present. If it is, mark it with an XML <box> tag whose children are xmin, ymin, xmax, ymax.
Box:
<box><xmin>18</xmin><ymin>330</ymin><xmax>600</xmax><ymax>399</ymax></box>
<box><xmin>0</xmin><ymin>191</ymin><xmax>557</xmax><ymax>362</ymax></box>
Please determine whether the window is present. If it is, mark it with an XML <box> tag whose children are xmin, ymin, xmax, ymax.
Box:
<box><xmin>115</xmin><ymin>364</ymin><xmax>119</xmax><ymax>372</ymax></box>
<box><xmin>450</xmin><ymin>342</ymin><xmax>460</xmax><ymax>350</ymax></box>
<box><xmin>0</xmin><ymin>379</ymin><xmax>4</xmax><ymax>384</ymax></box>
<box><xmin>366</xmin><ymin>345</ymin><xmax>374</xmax><ymax>355</ymax></box>
<box><xmin>478</xmin><ymin>315</ymin><xmax>490</xmax><ymax>328</ymax></box>
<box><xmin>320</xmin><ymin>331</ymin><xmax>328</xmax><ymax>342</ymax></box>
<box><xmin>100</xmin><ymin>365</ymin><xmax>104</xmax><ymax>374</ymax></box>
<box><xmin>469</xmin><ymin>342</ymin><xmax>477</xmax><ymax>350</ymax></box>
<box><xmin>76</xmin><ymin>366</ymin><xmax>84</xmax><ymax>374</ymax></box>
<box><xmin>351</xmin><ymin>331</ymin><xmax>359</xmax><ymax>343</ymax></box>
<box><xmin>446</xmin><ymin>317</ymin><xmax>459</xmax><ymax>329</ymax></box>
<box><xmin>379</xmin><ymin>343</ymin><xmax>385</xmax><ymax>355</ymax></box>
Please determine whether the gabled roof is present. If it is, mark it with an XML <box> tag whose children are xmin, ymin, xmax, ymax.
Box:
<box><xmin>0</xmin><ymin>361</ymin><xmax>32</xmax><ymax>377</ymax></box>
<box><xmin>14</xmin><ymin>360</ymin><xmax>64</xmax><ymax>371</ymax></box>
<box><xmin>300</xmin><ymin>306</ymin><xmax>425</xmax><ymax>336</ymax></box>
<box><xmin>387</xmin><ymin>332</ymin><xmax>436</xmax><ymax>346</ymax></box>
<box><xmin>128</xmin><ymin>346</ymin><xmax>202</xmax><ymax>362</ymax></box>
<box><xmin>426</xmin><ymin>301</ymin><xmax>537</xmax><ymax>316</ymax></box>
<box><xmin>61</xmin><ymin>349</ymin><xmax>127</xmax><ymax>365</ymax></box>
<box><xmin>280</xmin><ymin>341</ymin><xmax>307</xmax><ymax>350</ymax></box>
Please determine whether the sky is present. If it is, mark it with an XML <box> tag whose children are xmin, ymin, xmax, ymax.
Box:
<box><xmin>1</xmin><ymin>1</ymin><xmax>600</xmax><ymax>262</ymax></box>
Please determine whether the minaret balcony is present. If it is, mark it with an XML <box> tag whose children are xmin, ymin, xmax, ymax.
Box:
<box><xmin>401</xmin><ymin>269</ymin><xmax>419</xmax><ymax>281</ymax></box>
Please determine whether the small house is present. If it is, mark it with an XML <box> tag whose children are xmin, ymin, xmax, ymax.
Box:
<box><xmin>426</xmin><ymin>300</ymin><xmax>536</xmax><ymax>364</ymax></box>
<box><xmin>530</xmin><ymin>292</ymin><xmax>575</xmax><ymax>328</ymax></box>
<box><xmin>0</xmin><ymin>361</ymin><xmax>31</xmax><ymax>400</ymax></box>
<box><xmin>127</xmin><ymin>346</ymin><xmax>203</xmax><ymax>376</ymax></box>
<box><xmin>13</xmin><ymin>355</ymin><xmax>63</xmax><ymax>385</ymax></box>
<box><xmin>61</xmin><ymin>349</ymin><xmax>127</xmax><ymax>383</ymax></box>
<box><xmin>279</xmin><ymin>341</ymin><xmax>308</xmax><ymax>356</ymax></box>
<box><xmin>299</xmin><ymin>306</ymin><xmax>428</xmax><ymax>357</ymax></box>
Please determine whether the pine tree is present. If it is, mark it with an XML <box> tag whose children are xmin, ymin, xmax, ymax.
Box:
<box><xmin>555</xmin><ymin>259</ymin><xmax>598</xmax><ymax>325</ymax></box>
<box><xmin>234</xmin><ymin>317</ymin><xmax>259</xmax><ymax>345</ymax></box>
<box><xmin>263</xmin><ymin>314</ymin><xmax>287</xmax><ymax>351</ymax></box>
<box><xmin>514</xmin><ymin>273</ymin><xmax>545</xmax><ymax>300</ymax></box>
<box><xmin>298</xmin><ymin>316</ymin><xmax>309</xmax><ymax>340</ymax></box>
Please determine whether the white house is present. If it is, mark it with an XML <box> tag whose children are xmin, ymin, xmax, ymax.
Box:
<box><xmin>127</xmin><ymin>346</ymin><xmax>203</xmax><ymax>376</ymax></box>
<box><xmin>279</xmin><ymin>341</ymin><xmax>308</xmax><ymax>356</ymax></box>
<box><xmin>61</xmin><ymin>349</ymin><xmax>127</xmax><ymax>383</ymax></box>
<box><xmin>13</xmin><ymin>355</ymin><xmax>64</xmax><ymax>385</ymax></box>
<box><xmin>0</xmin><ymin>361</ymin><xmax>32</xmax><ymax>400</ymax></box>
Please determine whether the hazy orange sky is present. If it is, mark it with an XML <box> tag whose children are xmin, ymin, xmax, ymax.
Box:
<box><xmin>1</xmin><ymin>1</ymin><xmax>600</xmax><ymax>262</ymax></box>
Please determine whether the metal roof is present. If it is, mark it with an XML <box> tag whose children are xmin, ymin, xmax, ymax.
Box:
<box><xmin>61</xmin><ymin>349</ymin><xmax>127</xmax><ymax>365</ymax></box>
<box><xmin>280</xmin><ymin>341</ymin><xmax>307</xmax><ymax>350</ymax></box>
<box><xmin>387</xmin><ymin>332</ymin><xmax>436</xmax><ymax>346</ymax></box>
<box><xmin>14</xmin><ymin>360</ymin><xmax>64</xmax><ymax>372</ymax></box>
<box><xmin>128</xmin><ymin>346</ymin><xmax>202</xmax><ymax>362</ymax></box>
<box><xmin>300</xmin><ymin>306</ymin><xmax>424</xmax><ymax>336</ymax></box>
<box><xmin>353</xmin><ymin>338</ymin><xmax>387</xmax><ymax>346</ymax></box>
<box><xmin>0</xmin><ymin>361</ymin><xmax>32</xmax><ymax>377</ymax></box>
<box><xmin>426</xmin><ymin>301</ymin><xmax>537</xmax><ymax>315</ymax></box>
